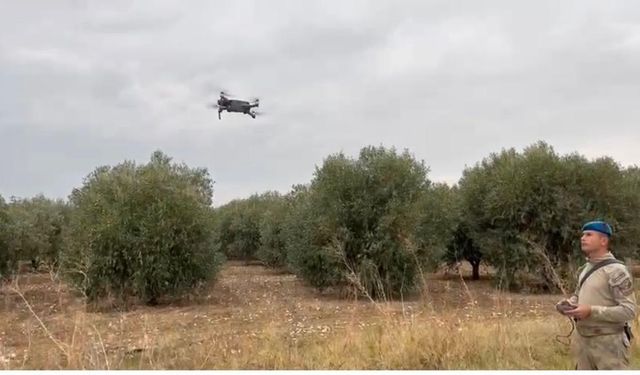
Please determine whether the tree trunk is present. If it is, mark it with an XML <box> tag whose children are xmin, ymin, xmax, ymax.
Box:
<box><xmin>471</xmin><ymin>260</ymin><xmax>480</xmax><ymax>281</ymax></box>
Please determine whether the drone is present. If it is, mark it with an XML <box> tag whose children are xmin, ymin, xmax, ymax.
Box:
<box><xmin>210</xmin><ymin>91</ymin><xmax>260</xmax><ymax>119</ymax></box>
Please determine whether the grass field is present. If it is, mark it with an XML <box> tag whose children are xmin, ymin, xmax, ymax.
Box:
<box><xmin>1</xmin><ymin>261</ymin><xmax>638</xmax><ymax>369</ymax></box>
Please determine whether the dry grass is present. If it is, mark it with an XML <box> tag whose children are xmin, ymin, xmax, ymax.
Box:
<box><xmin>1</xmin><ymin>261</ymin><xmax>638</xmax><ymax>369</ymax></box>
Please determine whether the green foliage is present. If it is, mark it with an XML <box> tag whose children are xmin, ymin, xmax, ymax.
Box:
<box><xmin>282</xmin><ymin>183</ymin><xmax>343</xmax><ymax>289</ymax></box>
<box><xmin>0</xmin><ymin>195</ymin><xmax>15</xmax><ymax>279</ymax></box>
<box><xmin>213</xmin><ymin>193</ymin><xmax>275</xmax><ymax>261</ymax></box>
<box><xmin>414</xmin><ymin>183</ymin><xmax>462</xmax><ymax>271</ymax></box>
<box><xmin>61</xmin><ymin>151</ymin><xmax>222</xmax><ymax>305</ymax></box>
<box><xmin>459</xmin><ymin>141</ymin><xmax>640</xmax><ymax>291</ymax></box>
<box><xmin>286</xmin><ymin>146</ymin><xmax>432</xmax><ymax>298</ymax></box>
<box><xmin>256</xmin><ymin>192</ymin><xmax>290</xmax><ymax>268</ymax></box>
<box><xmin>212</xmin><ymin>191</ymin><xmax>292</xmax><ymax>266</ymax></box>
<box><xmin>616</xmin><ymin>166</ymin><xmax>640</xmax><ymax>258</ymax></box>
<box><xmin>5</xmin><ymin>140</ymin><xmax>638</xmax><ymax>299</ymax></box>
<box><xmin>6</xmin><ymin>195</ymin><xmax>69</xmax><ymax>270</ymax></box>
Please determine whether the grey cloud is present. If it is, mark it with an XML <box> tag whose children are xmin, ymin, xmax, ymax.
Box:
<box><xmin>2</xmin><ymin>1</ymin><xmax>640</xmax><ymax>205</ymax></box>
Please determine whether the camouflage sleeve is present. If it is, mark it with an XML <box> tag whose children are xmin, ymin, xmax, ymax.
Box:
<box><xmin>590</xmin><ymin>266</ymin><xmax>637</xmax><ymax>323</ymax></box>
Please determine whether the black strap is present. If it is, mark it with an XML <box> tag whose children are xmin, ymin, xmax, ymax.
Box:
<box><xmin>578</xmin><ymin>259</ymin><xmax>624</xmax><ymax>289</ymax></box>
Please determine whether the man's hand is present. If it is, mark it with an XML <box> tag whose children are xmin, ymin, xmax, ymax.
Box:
<box><xmin>555</xmin><ymin>299</ymin><xmax>577</xmax><ymax>315</ymax></box>
<box><xmin>565</xmin><ymin>304</ymin><xmax>592</xmax><ymax>320</ymax></box>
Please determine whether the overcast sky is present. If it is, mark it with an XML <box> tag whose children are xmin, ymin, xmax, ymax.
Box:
<box><xmin>2</xmin><ymin>1</ymin><xmax>640</xmax><ymax>206</ymax></box>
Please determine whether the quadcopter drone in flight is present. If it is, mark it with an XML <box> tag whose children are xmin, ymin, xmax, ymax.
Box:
<box><xmin>210</xmin><ymin>91</ymin><xmax>260</xmax><ymax>119</ymax></box>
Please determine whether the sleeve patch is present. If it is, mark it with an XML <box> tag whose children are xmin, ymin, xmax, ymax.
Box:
<box><xmin>613</xmin><ymin>277</ymin><xmax>634</xmax><ymax>297</ymax></box>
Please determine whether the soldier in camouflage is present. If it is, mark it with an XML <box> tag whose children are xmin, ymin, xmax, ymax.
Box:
<box><xmin>556</xmin><ymin>220</ymin><xmax>637</xmax><ymax>370</ymax></box>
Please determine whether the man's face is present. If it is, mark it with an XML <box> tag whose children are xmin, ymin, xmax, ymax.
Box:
<box><xmin>580</xmin><ymin>230</ymin><xmax>608</xmax><ymax>255</ymax></box>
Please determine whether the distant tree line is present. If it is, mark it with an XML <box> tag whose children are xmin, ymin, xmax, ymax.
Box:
<box><xmin>1</xmin><ymin>141</ymin><xmax>639</xmax><ymax>304</ymax></box>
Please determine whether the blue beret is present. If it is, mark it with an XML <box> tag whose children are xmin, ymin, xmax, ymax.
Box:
<box><xmin>582</xmin><ymin>220</ymin><xmax>613</xmax><ymax>237</ymax></box>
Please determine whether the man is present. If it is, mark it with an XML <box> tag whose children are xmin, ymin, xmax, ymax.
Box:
<box><xmin>556</xmin><ymin>220</ymin><xmax>637</xmax><ymax>370</ymax></box>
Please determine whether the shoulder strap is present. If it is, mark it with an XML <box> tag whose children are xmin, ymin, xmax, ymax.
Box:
<box><xmin>578</xmin><ymin>259</ymin><xmax>624</xmax><ymax>289</ymax></box>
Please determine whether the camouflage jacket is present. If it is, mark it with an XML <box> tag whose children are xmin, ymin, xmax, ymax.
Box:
<box><xmin>568</xmin><ymin>252</ymin><xmax>637</xmax><ymax>336</ymax></box>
